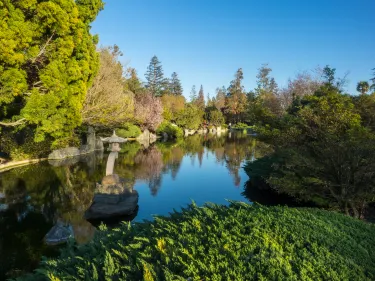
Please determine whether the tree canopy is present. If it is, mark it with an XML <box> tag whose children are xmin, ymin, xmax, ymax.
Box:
<box><xmin>0</xmin><ymin>0</ymin><xmax>104</xmax><ymax>147</ymax></box>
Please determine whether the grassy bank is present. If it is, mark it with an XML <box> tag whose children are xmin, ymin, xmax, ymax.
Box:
<box><xmin>20</xmin><ymin>202</ymin><xmax>375</xmax><ymax>281</ymax></box>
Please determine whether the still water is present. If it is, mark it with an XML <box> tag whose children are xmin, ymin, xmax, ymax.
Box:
<box><xmin>0</xmin><ymin>132</ymin><xmax>266</xmax><ymax>279</ymax></box>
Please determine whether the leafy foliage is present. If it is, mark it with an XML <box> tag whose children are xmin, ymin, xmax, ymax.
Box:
<box><xmin>116</xmin><ymin>123</ymin><xmax>141</xmax><ymax>138</ymax></box>
<box><xmin>207</xmin><ymin>109</ymin><xmax>225</xmax><ymax>126</ymax></box>
<box><xmin>156</xmin><ymin>121</ymin><xmax>183</xmax><ymax>139</ymax></box>
<box><xmin>82</xmin><ymin>46</ymin><xmax>134</xmax><ymax>128</ymax></box>
<box><xmin>21</xmin><ymin>203</ymin><xmax>375</xmax><ymax>281</ymax></box>
<box><xmin>160</xmin><ymin>94</ymin><xmax>185</xmax><ymax>122</ymax></box>
<box><xmin>175</xmin><ymin>104</ymin><xmax>204</xmax><ymax>130</ymax></box>
<box><xmin>0</xmin><ymin>0</ymin><xmax>103</xmax><ymax>146</ymax></box>
<box><xmin>248</xmin><ymin>84</ymin><xmax>375</xmax><ymax>218</ymax></box>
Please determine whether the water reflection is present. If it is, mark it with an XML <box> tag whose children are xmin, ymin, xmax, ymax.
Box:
<box><xmin>0</xmin><ymin>131</ymin><xmax>263</xmax><ymax>279</ymax></box>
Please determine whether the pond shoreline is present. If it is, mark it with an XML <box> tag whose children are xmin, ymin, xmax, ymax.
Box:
<box><xmin>0</xmin><ymin>158</ymin><xmax>48</xmax><ymax>173</ymax></box>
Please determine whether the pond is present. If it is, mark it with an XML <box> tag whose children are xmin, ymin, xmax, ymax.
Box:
<box><xmin>0</xmin><ymin>132</ymin><xmax>269</xmax><ymax>279</ymax></box>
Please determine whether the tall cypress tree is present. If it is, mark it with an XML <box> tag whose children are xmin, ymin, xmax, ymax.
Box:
<box><xmin>196</xmin><ymin>85</ymin><xmax>205</xmax><ymax>109</ymax></box>
<box><xmin>145</xmin><ymin>55</ymin><xmax>165</xmax><ymax>97</ymax></box>
<box><xmin>170</xmin><ymin>72</ymin><xmax>183</xmax><ymax>95</ymax></box>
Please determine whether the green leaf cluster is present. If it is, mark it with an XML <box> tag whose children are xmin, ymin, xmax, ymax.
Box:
<box><xmin>1</xmin><ymin>0</ymin><xmax>103</xmax><ymax>146</ymax></box>
<box><xmin>156</xmin><ymin>121</ymin><xmax>183</xmax><ymax>139</ymax></box>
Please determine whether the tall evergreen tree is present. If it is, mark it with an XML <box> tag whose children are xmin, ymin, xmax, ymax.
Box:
<box><xmin>190</xmin><ymin>85</ymin><xmax>197</xmax><ymax>102</ymax></box>
<box><xmin>170</xmin><ymin>72</ymin><xmax>183</xmax><ymax>95</ymax></box>
<box><xmin>254</xmin><ymin>64</ymin><xmax>282</xmax><ymax>117</ymax></box>
<box><xmin>196</xmin><ymin>85</ymin><xmax>205</xmax><ymax>109</ymax></box>
<box><xmin>145</xmin><ymin>55</ymin><xmax>165</xmax><ymax>97</ymax></box>
<box><xmin>215</xmin><ymin>86</ymin><xmax>226</xmax><ymax>111</ymax></box>
<box><xmin>225</xmin><ymin>68</ymin><xmax>247</xmax><ymax>121</ymax></box>
<box><xmin>255</xmin><ymin>64</ymin><xmax>278</xmax><ymax>95</ymax></box>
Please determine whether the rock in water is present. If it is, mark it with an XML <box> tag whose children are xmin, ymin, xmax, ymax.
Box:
<box><xmin>84</xmin><ymin>191</ymin><xmax>139</xmax><ymax>220</ymax></box>
<box><xmin>44</xmin><ymin>222</ymin><xmax>74</xmax><ymax>246</ymax></box>
<box><xmin>87</xmin><ymin>126</ymin><xmax>96</xmax><ymax>152</ymax></box>
<box><xmin>48</xmin><ymin>147</ymin><xmax>80</xmax><ymax>160</ymax></box>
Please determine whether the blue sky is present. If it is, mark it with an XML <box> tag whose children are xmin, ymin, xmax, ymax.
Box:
<box><xmin>91</xmin><ymin>0</ymin><xmax>375</xmax><ymax>99</ymax></box>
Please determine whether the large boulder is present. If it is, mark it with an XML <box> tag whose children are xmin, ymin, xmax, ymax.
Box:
<box><xmin>48</xmin><ymin>147</ymin><xmax>80</xmax><ymax>160</ymax></box>
<box><xmin>85</xmin><ymin>174</ymin><xmax>138</xmax><ymax>220</ymax></box>
<box><xmin>84</xmin><ymin>190</ymin><xmax>139</xmax><ymax>220</ymax></box>
<box><xmin>137</xmin><ymin>129</ymin><xmax>150</xmax><ymax>142</ymax></box>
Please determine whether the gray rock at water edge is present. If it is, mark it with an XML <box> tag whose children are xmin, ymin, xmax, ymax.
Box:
<box><xmin>79</xmin><ymin>144</ymin><xmax>91</xmax><ymax>155</ymax></box>
<box><xmin>48</xmin><ymin>147</ymin><xmax>80</xmax><ymax>160</ymax></box>
<box><xmin>137</xmin><ymin>129</ymin><xmax>150</xmax><ymax>141</ymax></box>
<box><xmin>84</xmin><ymin>191</ymin><xmax>139</xmax><ymax>220</ymax></box>
<box><xmin>48</xmin><ymin>156</ymin><xmax>80</xmax><ymax>167</ymax></box>
<box><xmin>44</xmin><ymin>222</ymin><xmax>74</xmax><ymax>246</ymax></box>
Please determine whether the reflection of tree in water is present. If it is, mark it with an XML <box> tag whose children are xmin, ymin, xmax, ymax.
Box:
<box><xmin>0</xmin><ymin>157</ymin><xmax>106</xmax><ymax>279</ymax></box>
<box><xmin>134</xmin><ymin>146</ymin><xmax>164</xmax><ymax>196</ymax></box>
<box><xmin>117</xmin><ymin>133</ymin><xmax>265</xmax><ymax>194</ymax></box>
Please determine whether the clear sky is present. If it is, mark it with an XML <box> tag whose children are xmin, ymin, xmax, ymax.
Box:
<box><xmin>91</xmin><ymin>0</ymin><xmax>375</xmax><ymax>99</ymax></box>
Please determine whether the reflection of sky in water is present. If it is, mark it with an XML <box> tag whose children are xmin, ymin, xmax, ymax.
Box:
<box><xmin>135</xmin><ymin>148</ymin><xmax>248</xmax><ymax>221</ymax></box>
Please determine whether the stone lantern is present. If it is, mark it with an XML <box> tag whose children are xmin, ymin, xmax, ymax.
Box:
<box><xmin>101</xmin><ymin>130</ymin><xmax>127</xmax><ymax>152</ymax></box>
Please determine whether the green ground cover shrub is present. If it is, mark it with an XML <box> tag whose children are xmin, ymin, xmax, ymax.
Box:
<box><xmin>20</xmin><ymin>203</ymin><xmax>375</xmax><ymax>281</ymax></box>
<box><xmin>156</xmin><ymin>121</ymin><xmax>183</xmax><ymax>139</ymax></box>
<box><xmin>232</xmin><ymin>122</ymin><xmax>251</xmax><ymax>130</ymax></box>
<box><xmin>116</xmin><ymin>123</ymin><xmax>142</xmax><ymax>138</ymax></box>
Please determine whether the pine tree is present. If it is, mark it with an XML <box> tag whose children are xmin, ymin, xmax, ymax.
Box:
<box><xmin>196</xmin><ymin>85</ymin><xmax>205</xmax><ymax>110</ymax></box>
<box><xmin>225</xmin><ymin>68</ymin><xmax>247</xmax><ymax>121</ymax></box>
<box><xmin>170</xmin><ymin>72</ymin><xmax>183</xmax><ymax>95</ymax></box>
<box><xmin>145</xmin><ymin>55</ymin><xmax>165</xmax><ymax>97</ymax></box>
<box><xmin>215</xmin><ymin>86</ymin><xmax>226</xmax><ymax>111</ymax></box>
<box><xmin>190</xmin><ymin>85</ymin><xmax>197</xmax><ymax>102</ymax></box>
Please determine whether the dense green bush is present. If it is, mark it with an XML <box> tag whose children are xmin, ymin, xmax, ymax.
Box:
<box><xmin>21</xmin><ymin>203</ymin><xmax>375</xmax><ymax>281</ymax></box>
<box><xmin>156</xmin><ymin>121</ymin><xmax>183</xmax><ymax>139</ymax></box>
<box><xmin>116</xmin><ymin>123</ymin><xmax>141</xmax><ymax>138</ymax></box>
<box><xmin>232</xmin><ymin>122</ymin><xmax>251</xmax><ymax>129</ymax></box>
<box><xmin>0</xmin><ymin>129</ymin><xmax>52</xmax><ymax>161</ymax></box>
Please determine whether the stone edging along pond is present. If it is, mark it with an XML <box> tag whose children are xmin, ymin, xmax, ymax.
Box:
<box><xmin>0</xmin><ymin>158</ymin><xmax>48</xmax><ymax>173</ymax></box>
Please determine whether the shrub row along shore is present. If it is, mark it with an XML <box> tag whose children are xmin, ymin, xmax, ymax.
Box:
<box><xmin>20</xmin><ymin>202</ymin><xmax>375</xmax><ymax>281</ymax></box>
